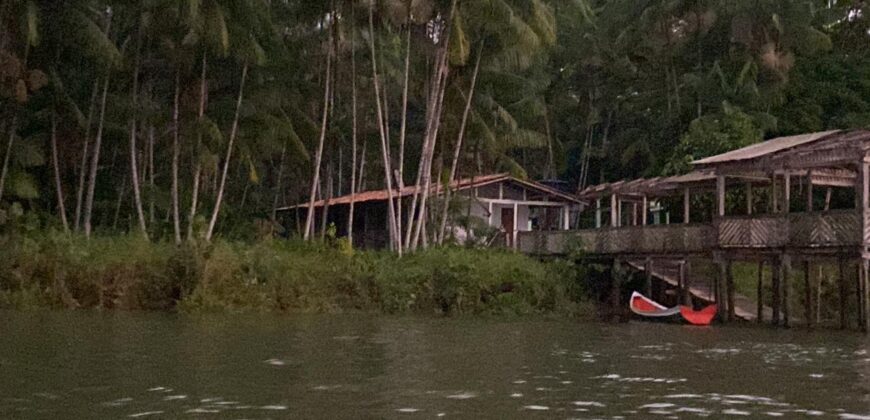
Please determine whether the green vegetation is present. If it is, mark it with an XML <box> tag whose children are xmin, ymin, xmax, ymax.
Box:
<box><xmin>0</xmin><ymin>232</ymin><xmax>593</xmax><ymax>317</ymax></box>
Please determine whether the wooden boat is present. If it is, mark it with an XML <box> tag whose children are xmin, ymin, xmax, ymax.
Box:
<box><xmin>680</xmin><ymin>305</ymin><xmax>718</xmax><ymax>326</ymax></box>
<box><xmin>629</xmin><ymin>292</ymin><xmax>680</xmax><ymax>318</ymax></box>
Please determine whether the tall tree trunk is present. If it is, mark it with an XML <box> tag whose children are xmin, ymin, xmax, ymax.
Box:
<box><xmin>147</xmin><ymin>124</ymin><xmax>155</xmax><ymax>226</ymax></box>
<box><xmin>271</xmin><ymin>145</ymin><xmax>287</xmax><ymax>224</ymax></box>
<box><xmin>188</xmin><ymin>52</ymin><xmax>207</xmax><ymax>240</ymax></box>
<box><xmin>357</xmin><ymin>139</ymin><xmax>367</xmax><ymax>192</ymax></box>
<box><xmin>438</xmin><ymin>46</ymin><xmax>482</xmax><ymax>244</ymax></box>
<box><xmin>368</xmin><ymin>3</ymin><xmax>401</xmax><ymax>254</ymax></box>
<box><xmin>0</xmin><ymin>116</ymin><xmax>15</xmax><ymax>203</ymax></box>
<box><xmin>128</xmin><ymin>38</ymin><xmax>149</xmax><ymax>239</ymax></box>
<box><xmin>303</xmin><ymin>39</ymin><xmax>333</xmax><ymax>240</ymax></box>
<box><xmin>205</xmin><ymin>62</ymin><xmax>249</xmax><ymax>242</ymax></box>
<box><xmin>171</xmin><ymin>71</ymin><xmax>182</xmax><ymax>244</ymax></box>
<box><xmin>74</xmin><ymin>80</ymin><xmax>99</xmax><ymax>231</ymax></box>
<box><xmin>50</xmin><ymin>112</ymin><xmax>69</xmax><ymax>231</ymax></box>
<box><xmin>395</xmin><ymin>14</ymin><xmax>412</xmax><ymax>247</ymax></box>
<box><xmin>83</xmin><ymin>73</ymin><xmax>111</xmax><ymax>238</ymax></box>
<box><xmin>348</xmin><ymin>15</ymin><xmax>359</xmax><ymax>247</ymax></box>
<box><xmin>411</xmin><ymin>37</ymin><xmax>451</xmax><ymax>251</ymax></box>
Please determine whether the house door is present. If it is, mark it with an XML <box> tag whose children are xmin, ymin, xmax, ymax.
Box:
<box><xmin>501</xmin><ymin>207</ymin><xmax>515</xmax><ymax>246</ymax></box>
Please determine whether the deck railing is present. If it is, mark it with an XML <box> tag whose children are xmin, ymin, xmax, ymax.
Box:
<box><xmin>718</xmin><ymin>210</ymin><xmax>862</xmax><ymax>249</ymax></box>
<box><xmin>516</xmin><ymin>209</ymin><xmax>866</xmax><ymax>255</ymax></box>
<box><xmin>516</xmin><ymin>224</ymin><xmax>717</xmax><ymax>255</ymax></box>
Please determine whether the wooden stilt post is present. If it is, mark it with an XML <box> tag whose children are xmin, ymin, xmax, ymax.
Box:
<box><xmin>683</xmin><ymin>260</ymin><xmax>692</xmax><ymax>306</ymax></box>
<box><xmin>642</xmin><ymin>195</ymin><xmax>648</xmax><ymax>226</ymax></box>
<box><xmin>839</xmin><ymin>256</ymin><xmax>847</xmax><ymax>330</ymax></box>
<box><xmin>856</xmin><ymin>261</ymin><xmax>865</xmax><ymax>330</ymax></box>
<box><xmin>716</xmin><ymin>255</ymin><xmax>726</xmax><ymax>321</ymax></box>
<box><xmin>610</xmin><ymin>194</ymin><xmax>618</xmax><ymax>227</ymax></box>
<box><xmin>644</xmin><ymin>258</ymin><xmax>653</xmax><ymax>297</ymax></box>
<box><xmin>804</xmin><ymin>260</ymin><xmax>813</xmax><ymax>329</ymax></box>
<box><xmin>678</xmin><ymin>259</ymin><xmax>686</xmax><ymax>305</ymax></box>
<box><xmin>782</xmin><ymin>254</ymin><xmax>792</xmax><ymax>328</ymax></box>
<box><xmin>772</xmin><ymin>255</ymin><xmax>781</xmax><ymax>326</ymax></box>
<box><xmin>726</xmin><ymin>259</ymin><xmax>736</xmax><ymax>322</ymax></box>
<box><xmin>683</xmin><ymin>188</ymin><xmax>690</xmax><ymax>224</ymax></box>
<box><xmin>611</xmin><ymin>258</ymin><xmax>622</xmax><ymax>321</ymax></box>
<box><xmin>716</xmin><ymin>175</ymin><xmax>726</xmax><ymax>217</ymax></box>
<box><xmin>595</xmin><ymin>199</ymin><xmax>602</xmax><ymax>228</ymax></box>
<box><xmin>862</xmin><ymin>259</ymin><xmax>869</xmax><ymax>333</ymax></box>
<box><xmin>757</xmin><ymin>260</ymin><xmax>764</xmax><ymax>324</ymax></box>
<box><xmin>783</xmin><ymin>173</ymin><xmax>791</xmax><ymax>214</ymax></box>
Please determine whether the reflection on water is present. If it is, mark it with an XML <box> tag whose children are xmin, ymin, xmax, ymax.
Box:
<box><xmin>0</xmin><ymin>311</ymin><xmax>867</xmax><ymax>419</ymax></box>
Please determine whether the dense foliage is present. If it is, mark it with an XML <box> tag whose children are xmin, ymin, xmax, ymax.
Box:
<box><xmin>1</xmin><ymin>0</ymin><xmax>869</xmax><ymax>245</ymax></box>
<box><xmin>0</xmin><ymin>233</ymin><xmax>592</xmax><ymax>316</ymax></box>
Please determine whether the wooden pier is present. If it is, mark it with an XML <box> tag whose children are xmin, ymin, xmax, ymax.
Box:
<box><xmin>518</xmin><ymin>130</ymin><xmax>870</xmax><ymax>332</ymax></box>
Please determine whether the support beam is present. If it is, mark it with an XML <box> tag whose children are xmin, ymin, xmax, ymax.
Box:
<box><xmin>783</xmin><ymin>173</ymin><xmax>791</xmax><ymax>214</ymax></box>
<box><xmin>746</xmin><ymin>182</ymin><xmax>753</xmax><ymax>215</ymax></box>
<box><xmin>562</xmin><ymin>206</ymin><xmax>570</xmax><ymax>230</ymax></box>
<box><xmin>806</xmin><ymin>171</ymin><xmax>814</xmax><ymax>212</ymax></box>
<box><xmin>782</xmin><ymin>254</ymin><xmax>791</xmax><ymax>328</ymax></box>
<box><xmin>512</xmin><ymin>202</ymin><xmax>518</xmax><ymax>249</ymax></box>
<box><xmin>682</xmin><ymin>260</ymin><xmax>692</xmax><ymax>306</ymax></box>
<box><xmin>839</xmin><ymin>256</ymin><xmax>847</xmax><ymax>330</ymax></box>
<box><xmin>683</xmin><ymin>188</ymin><xmax>690</xmax><ymax>224</ymax></box>
<box><xmin>716</xmin><ymin>175</ymin><xmax>726</xmax><ymax>217</ymax></box>
<box><xmin>644</xmin><ymin>258</ymin><xmax>653</xmax><ymax>297</ymax></box>
<box><xmin>610</xmin><ymin>194</ymin><xmax>618</xmax><ymax>227</ymax></box>
<box><xmin>631</xmin><ymin>202</ymin><xmax>638</xmax><ymax>226</ymax></box>
<box><xmin>726</xmin><ymin>259</ymin><xmax>735</xmax><ymax>322</ymax></box>
<box><xmin>757</xmin><ymin>260</ymin><xmax>764</xmax><ymax>324</ymax></box>
<box><xmin>611</xmin><ymin>258</ymin><xmax>622</xmax><ymax>321</ymax></box>
<box><xmin>595</xmin><ymin>199</ymin><xmax>602</xmax><ymax>228</ymax></box>
<box><xmin>804</xmin><ymin>261</ymin><xmax>813</xmax><ymax>329</ymax></box>
<box><xmin>863</xmin><ymin>259</ymin><xmax>869</xmax><ymax>333</ymax></box>
<box><xmin>716</xmin><ymin>256</ymin><xmax>726</xmax><ymax>321</ymax></box>
<box><xmin>487</xmin><ymin>202</ymin><xmax>493</xmax><ymax>226</ymax></box>
<box><xmin>856</xmin><ymin>261</ymin><xmax>865</xmax><ymax>331</ymax></box>
<box><xmin>642</xmin><ymin>195</ymin><xmax>648</xmax><ymax>226</ymax></box>
<box><xmin>772</xmin><ymin>256</ymin><xmax>781</xmax><ymax>326</ymax></box>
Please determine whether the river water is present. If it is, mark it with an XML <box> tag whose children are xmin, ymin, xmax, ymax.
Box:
<box><xmin>0</xmin><ymin>311</ymin><xmax>867</xmax><ymax>419</ymax></box>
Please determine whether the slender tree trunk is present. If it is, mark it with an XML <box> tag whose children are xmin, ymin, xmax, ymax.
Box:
<box><xmin>50</xmin><ymin>113</ymin><xmax>69</xmax><ymax>231</ymax></box>
<box><xmin>368</xmin><ymin>3</ymin><xmax>401</xmax><ymax>254</ymax></box>
<box><xmin>411</xmin><ymin>36</ymin><xmax>452</xmax><ymax>250</ymax></box>
<box><xmin>271</xmin><ymin>145</ymin><xmax>287</xmax><ymax>224</ymax></box>
<box><xmin>395</xmin><ymin>14</ymin><xmax>412</xmax><ymax>247</ymax></box>
<box><xmin>357</xmin><ymin>139</ymin><xmax>367</xmax><ymax>192</ymax></box>
<box><xmin>128</xmin><ymin>36</ymin><xmax>149</xmax><ymax>239</ymax></box>
<box><xmin>438</xmin><ymin>46</ymin><xmax>482</xmax><ymax>244</ymax></box>
<box><xmin>188</xmin><ymin>52</ymin><xmax>207</xmax><ymax>240</ymax></box>
<box><xmin>303</xmin><ymin>39</ymin><xmax>333</xmax><ymax>241</ymax></box>
<box><xmin>205</xmin><ymin>62</ymin><xmax>249</xmax><ymax>242</ymax></box>
<box><xmin>0</xmin><ymin>116</ymin><xmax>15</xmax><ymax>203</ymax></box>
<box><xmin>83</xmin><ymin>73</ymin><xmax>111</xmax><ymax>238</ymax></box>
<box><xmin>74</xmin><ymin>80</ymin><xmax>99</xmax><ymax>231</ymax></box>
<box><xmin>170</xmin><ymin>71</ymin><xmax>182</xmax><ymax>244</ymax></box>
<box><xmin>147</xmin><ymin>124</ymin><xmax>155</xmax><ymax>226</ymax></box>
<box><xmin>348</xmin><ymin>16</ymin><xmax>359</xmax><ymax>246</ymax></box>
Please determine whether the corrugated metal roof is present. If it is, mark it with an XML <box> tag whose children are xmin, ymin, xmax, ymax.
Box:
<box><xmin>692</xmin><ymin>130</ymin><xmax>841</xmax><ymax>166</ymax></box>
<box><xmin>278</xmin><ymin>173</ymin><xmax>582</xmax><ymax>210</ymax></box>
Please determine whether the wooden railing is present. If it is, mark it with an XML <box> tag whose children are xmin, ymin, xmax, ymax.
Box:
<box><xmin>517</xmin><ymin>224</ymin><xmax>717</xmax><ymax>255</ymax></box>
<box><xmin>516</xmin><ymin>210</ymin><xmax>867</xmax><ymax>255</ymax></box>
<box><xmin>717</xmin><ymin>210</ymin><xmax>863</xmax><ymax>248</ymax></box>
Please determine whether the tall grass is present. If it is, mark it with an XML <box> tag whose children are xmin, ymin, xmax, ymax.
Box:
<box><xmin>0</xmin><ymin>232</ymin><xmax>593</xmax><ymax>317</ymax></box>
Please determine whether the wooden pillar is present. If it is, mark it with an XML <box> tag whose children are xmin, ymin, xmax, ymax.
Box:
<box><xmin>644</xmin><ymin>258</ymin><xmax>653</xmax><ymax>297</ymax></box>
<box><xmin>512</xmin><ymin>202</ymin><xmax>518</xmax><ymax>249</ymax></box>
<box><xmin>839</xmin><ymin>256</ymin><xmax>847</xmax><ymax>330</ymax></box>
<box><xmin>772</xmin><ymin>256</ymin><xmax>781</xmax><ymax>326</ymax></box>
<box><xmin>562</xmin><ymin>206</ymin><xmax>570</xmax><ymax>230</ymax></box>
<box><xmin>595</xmin><ymin>199</ymin><xmax>602</xmax><ymax>228</ymax></box>
<box><xmin>683</xmin><ymin>188</ymin><xmax>690</xmax><ymax>224</ymax></box>
<box><xmin>824</xmin><ymin>187</ymin><xmax>832</xmax><ymax>211</ymax></box>
<box><xmin>757</xmin><ymin>260</ymin><xmax>764</xmax><ymax>324</ymax></box>
<box><xmin>610</xmin><ymin>194</ymin><xmax>618</xmax><ymax>227</ymax></box>
<box><xmin>856</xmin><ymin>261</ymin><xmax>865</xmax><ymax>331</ymax></box>
<box><xmin>783</xmin><ymin>173</ymin><xmax>791</xmax><ymax>213</ymax></box>
<box><xmin>642</xmin><ymin>195</ymin><xmax>649</xmax><ymax>226</ymax></box>
<box><xmin>746</xmin><ymin>182</ymin><xmax>753</xmax><ymax>215</ymax></box>
<box><xmin>862</xmin><ymin>259</ymin><xmax>869</xmax><ymax>333</ymax></box>
<box><xmin>771</xmin><ymin>173</ymin><xmax>778</xmax><ymax>213</ymax></box>
<box><xmin>804</xmin><ymin>261</ymin><xmax>813</xmax><ymax>329</ymax></box>
<box><xmin>682</xmin><ymin>260</ymin><xmax>692</xmax><ymax>306</ymax></box>
<box><xmin>726</xmin><ymin>259</ymin><xmax>736</xmax><ymax>322</ymax></box>
<box><xmin>782</xmin><ymin>254</ymin><xmax>791</xmax><ymax>328</ymax></box>
<box><xmin>716</xmin><ymin>256</ymin><xmax>726</xmax><ymax>321</ymax></box>
<box><xmin>611</xmin><ymin>258</ymin><xmax>622</xmax><ymax>320</ymax></box>
<box><xmin>806</xmin><ymin>171</ymin><xmax>814</xmax><ymax>212</ymax></box>
<box><xmin>678</xmin><ymin>260</ymin><xmax>687</xmax><ymax>306</ymax></box>
<box><xmin>716</xmin><ymin>175</ymin><xmax>726</xmax><ymax>217</ymax></box>
<box><xmin>487</xmin><ymin>202</ymin><xmax>493</xmax><ymax>226</ymax></box>
<box><xmin>632</xmin><ymin>202</ymin><xmax>638</xmax><ymax>226</ymax></box>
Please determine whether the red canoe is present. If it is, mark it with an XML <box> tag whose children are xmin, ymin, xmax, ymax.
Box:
<box><xmin>680</xmin><ymin>305</ymin><xmax>718</xmax><ymax>325</ymax></box>
<box><xmin>629</xmin><ymin>292</ymin><xmax>681</xmax><ymax>318</ymax></box>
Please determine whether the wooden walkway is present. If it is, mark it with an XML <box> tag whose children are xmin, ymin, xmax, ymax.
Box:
<box><xmin>626</xmin><ymin>259</ymin><xmax>773</xmax><ymax>322</ymax></box>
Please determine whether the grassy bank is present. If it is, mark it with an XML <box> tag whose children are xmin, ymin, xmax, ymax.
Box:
<box><xmin>0</xmin><ymin>233</ymin><xmax>593</xmax><ymax>317</ymax></box>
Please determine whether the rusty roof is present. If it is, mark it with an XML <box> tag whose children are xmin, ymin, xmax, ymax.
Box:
<box><xmin>278</xmin><ymin>173</ymin><xmax>583</xmax><ymax>210</ymax></box>
<box><xmin>692</xmin><ymin>130</ymin><xmax>841</xmax><ymax>167</ymax></box>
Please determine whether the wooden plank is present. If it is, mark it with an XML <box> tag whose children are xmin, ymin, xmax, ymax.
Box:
<box><xmin>839</xmin><ymin>257</ymin><xmax>848</xmax><ymax>330</ymax></box>
<box><xmin>772</xmin><ymin>256</ymin><xmax>781</xmax><ymax>326</ymax></box>
<box><xmin>804</xmin><ymin>261</ymin><xmax>813</xmax><ymax>328</ymax></box>
<box><xmin>782</xmin><ymin>254</ymin><xmax>791</xmax><ymax>328</ymax></box>
<box><xmin>727</xmin><ymin>260</ymin><xmax>736</xmax><ymax>322</ymax></box>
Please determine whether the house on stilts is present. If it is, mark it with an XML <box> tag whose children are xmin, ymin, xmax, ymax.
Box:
<box><xmin>519</xmin><ymin>129</ymin><xmax>870</xmax><ymax>333</ymax></box>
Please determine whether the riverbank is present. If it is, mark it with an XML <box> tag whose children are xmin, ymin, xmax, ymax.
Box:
<box><xmin>0</xmin><ymin>233</ymin><xmax>593</xmax><ymax>317</ymax></box>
